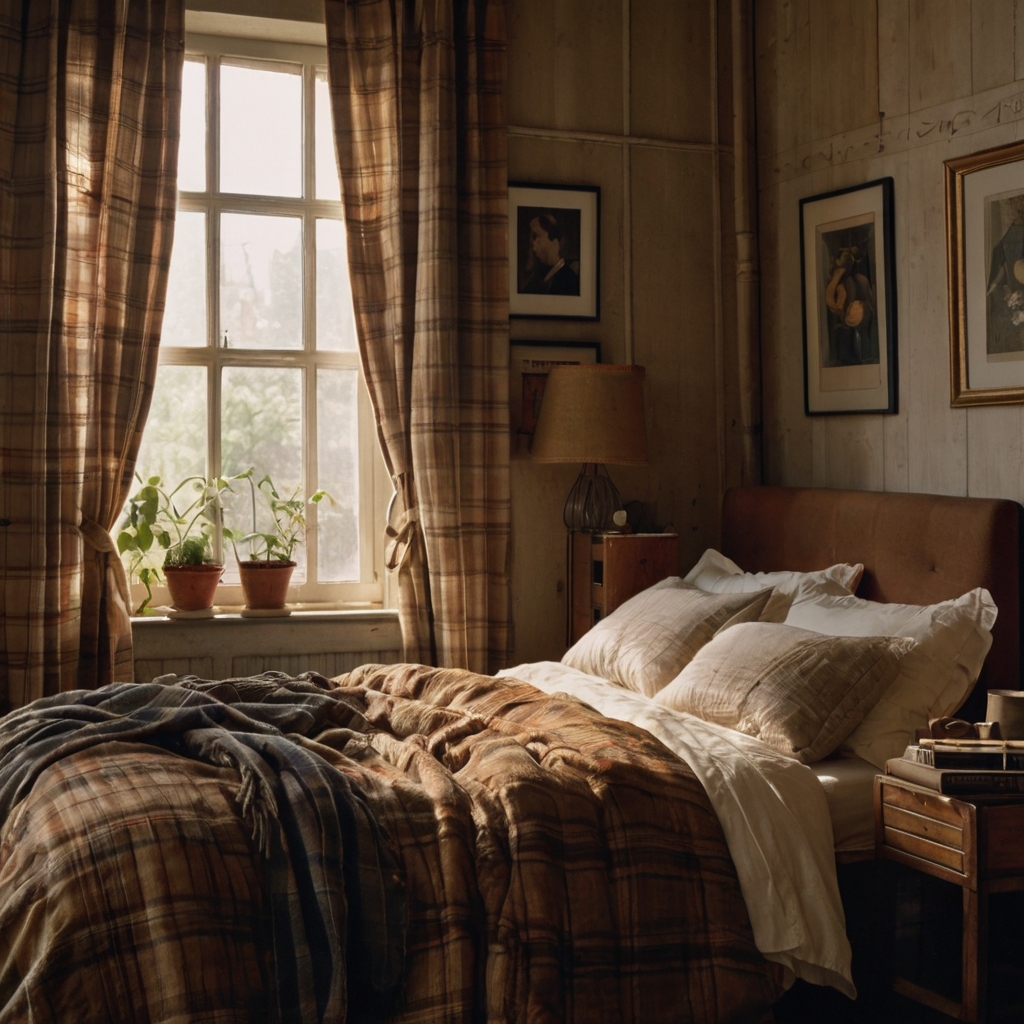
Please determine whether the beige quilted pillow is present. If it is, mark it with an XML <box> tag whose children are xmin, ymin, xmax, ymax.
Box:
<box><xmin>561</xmin><ymin>578</ymin><xmax>779</xmax><ymax>698</ymax></box>
<box><xmin>654</xmin><ymin>622</ymin><xmax>915</xmax><ymax>763</ymax></box>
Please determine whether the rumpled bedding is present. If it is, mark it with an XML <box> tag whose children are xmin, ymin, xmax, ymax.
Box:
<box><xmin>0</xmin><ymin>664</ymin><xmax>785</xmax><ymax>1023</ymax></box>
<box><xmin>498</xmin><ymin>660</ymin><xmax>856</xmax><ymax>998</ymax></box>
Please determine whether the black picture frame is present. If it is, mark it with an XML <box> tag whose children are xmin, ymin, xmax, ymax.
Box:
<box><xmin>508</xmin><ymin>183</ymin><xmax>600</xmax><ymax>320</ymax></box>
<box><xmin>799</xmin><ymin>177</ymin><xmax>898</xmax><ymax>414</ymax></box>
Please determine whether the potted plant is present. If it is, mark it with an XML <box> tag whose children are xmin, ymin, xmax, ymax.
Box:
<box><xmin>117</xmin><ymin>475</ymin><xmax>231</xmax><ymax>614</ymax></box>
<box><xmin>227</xmin><ymin>469</ymin><xmax>327</xmax><ymax>611</ymax></box>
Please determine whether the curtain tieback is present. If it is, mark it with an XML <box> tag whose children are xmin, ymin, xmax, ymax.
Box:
<box><xmin>79</xmin><ymin>516</ymin><xmax>117</xmax><ymax>554</ymax></box>
<box><xmin>79</xmin><ymin>516</ymin><xmax>133</xmax><ymax>608</ymax></box>
<box><xmin>385</xmin><ymin>507</ymin><xmax>420</xmax><ymax>572</ymax></box>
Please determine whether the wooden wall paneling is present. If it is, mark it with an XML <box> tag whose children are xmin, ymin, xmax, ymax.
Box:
<box><xmin>718</xmin><ymin>149</ymin><xmax>744</xmax><ymax>493</ymax></box>
<box><xmin>717</xmin><ymin>0</ymin><xmax>734</xmax><ymax>153</ymax></box>
<box><xmin>752</xmin><ymin>0</ymin><xmax>779</xmax><ymax>172</ymax></box>
<box><xmin>630</xmin><ymin>0</ymin><xmax>712</xmax><ymax>143</ymax></box>
<box><xmin>877</xmin><ymin>0</ymin><xmax>910</xmax><ymax>120</ymax></box>
<box><xmin>508</xmin><ymin>461</ymin><xmax>580</xmax><ymax>664</ymax></box>
<box><xmin>882</xmin><ymin>156</ymin><xmax>911</xmax><ymax>492</ymax></box>
<box><xmin>971</xmin><ymin>0</ymin><xmax>1016</xmax><ymax>93</ymax></box>
<box><xmin>908</xmin><ymin>0</ymin><xmax>973</xmax><ymax>111</ymax></box>
<box><xmin>904</xmin><ymin>137</ymin><xmax>969</xmax><ymax>495</ymax></box>
<box><xmin>507</xmin><ymin>135</ymin><xmax>626</xmax><ymax>357</ymax></box>
<box><xmin>824</xmin><ymin>420</ymin><xmax>886</xmax><ymax>490</ymax></box>
<box><xmin>967</xmin><ymin>405</ymin><xmax>1024</xmax><ymax>500</ymax></box>
<box><xmin>631</xmin><ymin>146</ymin><xmax>719</xmax><ymax>572</ymax></box>
<box><xmin>769</xmin><ymin>0</ymin><xmax>812</xmax><ymax>155</ymax></box>
<box><xmin>809</xmin><ymin>0</ymin><xmax>880</xmax><ymax>142</ymax></box>
<box><xmin>762</xmin><ymin>168</ymin><xmax>831</xmax><ymax>487</ymax></box>
<box><xmin>1016</xmin><ymin>0</ymin><xmax>1024</xmax><ymax>80</ymax></box>
<box><xmin>506</xmin><ymin>0</ymin><xmax>624</xmax><ymax>134</ymax></box>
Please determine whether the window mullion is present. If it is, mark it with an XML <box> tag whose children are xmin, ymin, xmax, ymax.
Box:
<box><xmin>208</xmin><ymin>56</ymin><xmax>223</xmax><ymax>561</ymax></box>
<box><xmin>303</xmin><ymin>64</ymin><xmax>321</xmax><ymax>587</ymax></box>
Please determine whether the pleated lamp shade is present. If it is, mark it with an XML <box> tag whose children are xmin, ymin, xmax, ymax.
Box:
<box><xmin>531</xmin><ymin>364</ymin><xmax>647</xmax><ymax>532</ymax></box>
<box><xmin>531</xmin><ymin>364</ymin><xmax>648</xmax><ymax>465</ymax></box>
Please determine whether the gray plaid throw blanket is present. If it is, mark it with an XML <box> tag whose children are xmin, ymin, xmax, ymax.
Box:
<box><xmin>0</xmin><ymin>671</ymin><xmax>405</xmax><ymax>1024</ymax></box>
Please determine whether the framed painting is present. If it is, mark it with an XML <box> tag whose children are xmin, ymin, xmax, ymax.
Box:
<box><xmin>799</xmin><ymin>177</ymin><xmax>898</xmax><ymax>414</ymax></box>
<box><xmin>947</xmin><ymin>141</ymin><xmax>1024</xmax><ymax>406</ymax></box>
<box><xmin>509</xmin><ymin>341</ymin><xmax>600</xmax><ymax>455</ymax></box>
<box><xmin>508</xmin><ymin>183</ymin><xmax>599</xmax><ymax>320</ymax></box>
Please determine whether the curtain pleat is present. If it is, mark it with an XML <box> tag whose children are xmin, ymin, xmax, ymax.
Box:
<box><xmin>325</xmin><ymin>0</ymin><xmax>510</xmax><ymax>673</ymax></box>
<box><xmin>0</xmin><ymin>0</ymin><xmax>183</xmax><ymax>710</ymax></box>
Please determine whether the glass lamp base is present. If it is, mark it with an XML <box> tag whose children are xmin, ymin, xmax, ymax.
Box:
<box><xmin>563</xmin><ymin>463</ymin><xmax>623</xmax><ymax>533</ymax></box>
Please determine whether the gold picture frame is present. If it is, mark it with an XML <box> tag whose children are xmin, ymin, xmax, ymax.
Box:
<box><xmin>947</xmin><ymin>140</ymin><xmax>1024</xmax><ymax>406</ymax></box>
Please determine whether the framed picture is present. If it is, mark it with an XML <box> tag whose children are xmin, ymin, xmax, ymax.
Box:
<box><xmin>508</xmin><ymin>183</ymin><xmax>599</xmax><ymax>320</ymax></box>
<box><xmin>509</xmin><ymin>341</ymin><xmax>600</xmax><ymax>454</ymax></box>
<box><xmin>799</xmin><ymin>177</ymin><xmax>897</xmax><ymax>414</ymax></box>
<box><xmin>946</xmin><ymin>140</ymin><xmax>1024</xmax><ymax>406</ymax></box>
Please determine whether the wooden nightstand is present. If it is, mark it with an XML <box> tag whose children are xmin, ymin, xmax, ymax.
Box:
<box><xmin>874</xmin><ymin>775</ymin><xmax>1024</xmax><ymax>1022</ymax></box>
<box><xmin>567</xmin><ymin>531</ymin><xmax>678</xmax><ymax>645</ymax></box>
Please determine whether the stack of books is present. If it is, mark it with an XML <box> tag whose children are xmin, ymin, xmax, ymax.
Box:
<box><xmin>884</xmin><ymin>738</ymin><xmax>1024</xmax><ymax>794</ymax></box>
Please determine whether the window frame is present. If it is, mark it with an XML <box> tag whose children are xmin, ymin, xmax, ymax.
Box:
<box><xmin>130</xmin><ymin>31</ymin><xmax>386</xmax><ymax>613</ymax></box>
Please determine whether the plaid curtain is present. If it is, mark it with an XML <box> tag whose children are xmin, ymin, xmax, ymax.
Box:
<box><xmin>0</xmin><ymin>0</ymin><xmax>183</xmax><ymax>710</ymax></box>
<box><xmin>325</xmin><ymin>0</ymin><xmax>511</xmax><ymax>673</ymax></box>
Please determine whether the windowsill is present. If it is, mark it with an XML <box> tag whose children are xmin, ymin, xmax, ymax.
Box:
<box><xmin>131</xmin><ymin>604</ymin><xmax>394</xmax><ymax>625</ymax></box>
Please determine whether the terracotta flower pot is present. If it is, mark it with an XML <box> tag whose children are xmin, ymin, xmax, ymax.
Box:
<box><xmin>163</xmin><ymin>564</ymin><xmax>223</xmax><ymax>612</ymax></box>
<box><xmin>238</xmin><ymin>560</ymin><xmax>295</xmax><ymax>610</ymax></box>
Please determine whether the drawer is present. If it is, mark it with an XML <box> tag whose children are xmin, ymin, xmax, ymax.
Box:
<box><xmin>882</xmin><ymin>803</ymin><xmax>964</xmax><ymax>850</ymax></box>
<box><xmin>881</xmin><ymin>782</ymin><xmax>969</xmax><ymax>831</ymax></box>
<box><xmin>881</xmin><ymin>824</ymin><xmax>965</xmax><ymax>875</ymax></box>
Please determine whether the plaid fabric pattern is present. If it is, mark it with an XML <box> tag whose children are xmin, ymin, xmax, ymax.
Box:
<box><xmin>0</xmin><ymin>666</ymin><xmax>782</xmax><ymax>1022</ymax></box>
<box><xmin>337</xmin><ymin>663</ymin><xmax>783</xmax><ymax>1023</ymax></box>
<box><xmin>324</xmin><ymin>0</ymin><xmax>511</xmax><ymax>674</ymax></box>
<box><xmin>0</xmin><ymin>1</ymin><xmax>182</xmax><ymax>710</ymax></box>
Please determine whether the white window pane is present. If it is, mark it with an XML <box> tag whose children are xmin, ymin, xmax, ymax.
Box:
<box><xmin>135</xmin><ymin>364</ymin><xmax>208</xmax><ymax>486</ymax></box>
<box><xmin>316</xmin><ymin>219</ymin><xmax>356</xmax><ymax>351</ymax></box>
<box><xmin>163</xmin><ymin>211</ymin><xmax>207</xmax><ymax>348</ymax></box>
<box><xmin>178</xmin><ymin>58</ymin><xmax>206</xmax><ymax>192</ymax></box>
<box><xmin>220</xmin><ymin>62</ymin><xmax>301</xmax><ymax>198</ymax></box>
<box><xmin>317</xmin><ymin>369</ymin><xmax>359</xmax><ymax>581</ymax></box>
<box><xmin>315</xmin><ymin>72</ymin><xmax>341</xmax><ymax>201</ymax></box>
<box><xmin>220</xmin><ymin>213</ymin><xmax>302</xmax><ymax>350</ymax></box>
<box><xmin>220</xmin><ymin>366</ymin><xmax>304</xmax><ymax>580</ymax></box>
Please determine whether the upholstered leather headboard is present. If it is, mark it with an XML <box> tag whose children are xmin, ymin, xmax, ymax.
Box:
<box><xmin>721</xmin><ymin>486</ymin><xmax>1023</xmax><ymax>719</ymax></box>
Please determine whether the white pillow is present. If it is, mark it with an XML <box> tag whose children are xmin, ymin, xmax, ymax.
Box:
<box><xmin>562</xmin><ymin>578</ymin><xmax>780</xmax><ymax>698</ymax></box>
<box><xmin>784</xmin><ymin>587</ymin><xmax>998</xmax><ymax>768</ymax></box>
<box><xmin>683</xmin><ymin>548</ymin><xmax>863</xmax><ymax>597</ymax></box>
<box><xmin>655</xmin><ymin>622</ymin><xmax>915</xmax><ymax>763</ymax></box>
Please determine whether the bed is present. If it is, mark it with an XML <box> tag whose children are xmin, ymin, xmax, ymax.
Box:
<box><xmin>0</xmin><ymin>485</ymin><xmax>1019</xmax><ymax>1023</ymax></box>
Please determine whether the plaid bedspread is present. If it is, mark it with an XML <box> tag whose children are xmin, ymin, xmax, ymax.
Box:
<box><xmin>0</xmin><ymin>665</ymin><xmax>782</xmax><ymax>1023</ymax></box>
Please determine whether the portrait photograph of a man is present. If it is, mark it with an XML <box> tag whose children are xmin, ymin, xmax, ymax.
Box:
<box><xmin>517</xmin><ymin>207</ymin><xmax>581</xmax><ymax>296</ymax></box>
<box><xmin>508</xmin><ymin>183</ymin><xmax>599</xmax><ymax>319</ymax></box>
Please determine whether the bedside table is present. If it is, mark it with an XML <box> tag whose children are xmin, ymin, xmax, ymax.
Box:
<box><xmin>567</xmin><ymin>531</ymin><xmax>678</xmax><ymax>645</ymax></box>
<box><xmin>874</xmin><ymin>775</ymin><xmax>1024</xmax><ymax>1022</ymax></box>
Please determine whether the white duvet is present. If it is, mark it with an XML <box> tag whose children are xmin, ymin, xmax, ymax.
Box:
<box><xmin>498</xmin><ymin>661</ymin><xmax>856</xmax><ymax>998</ymax></box>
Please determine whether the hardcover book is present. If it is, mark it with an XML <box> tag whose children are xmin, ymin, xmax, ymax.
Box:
<box><xmin>885</xmin><ymin>755</ymin><xmax>1024</xmax><ymax>795</ymax></box>
<box><xmin>907</xmin><ymin>741</ymin><xmax>1024</xmax><ymax>770</ymax></box>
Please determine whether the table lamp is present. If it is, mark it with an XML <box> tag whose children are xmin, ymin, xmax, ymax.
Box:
<box><xmin>531</xmin><ymin>363</ymin><xmax>648</xmax><ymax>532</ymax></box>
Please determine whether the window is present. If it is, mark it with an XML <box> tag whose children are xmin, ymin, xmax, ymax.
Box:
<box><xmin>132</xmin><ymin>31</ymin><xmax>384</xmax><ymax>608</ymax></box>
